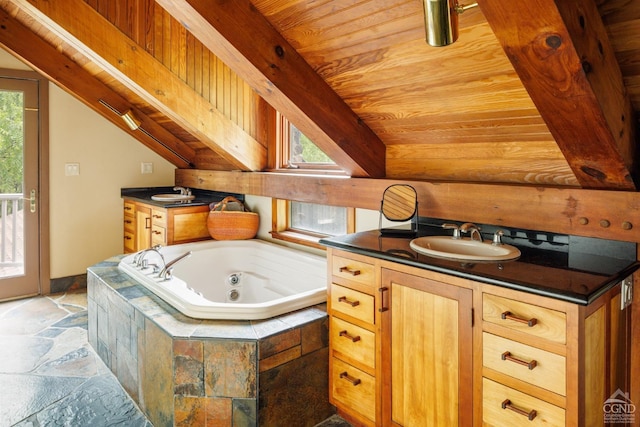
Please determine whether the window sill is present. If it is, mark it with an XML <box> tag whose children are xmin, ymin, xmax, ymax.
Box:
<box><xmin>269</xmin><ymin>230</ymin><xmax>327</xmax><ymax>251</ymax></box>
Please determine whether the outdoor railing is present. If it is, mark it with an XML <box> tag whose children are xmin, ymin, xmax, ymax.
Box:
<box><xmin>0</xmin><ymin>193</ymin><xmax>23</xmax><ymax>266</ymax></box>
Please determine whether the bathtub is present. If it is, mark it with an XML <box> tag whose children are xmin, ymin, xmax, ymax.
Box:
<box><xmin>118</xmin><ymin>239</ymin><xmax>327</xmax><ymax>320</ymax></box>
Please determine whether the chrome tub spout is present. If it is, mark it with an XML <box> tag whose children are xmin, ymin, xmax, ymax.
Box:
<box><xmin>159</xmin><ymin>251</ymin><xmax>192</xmax><ymax>280</ymax></box>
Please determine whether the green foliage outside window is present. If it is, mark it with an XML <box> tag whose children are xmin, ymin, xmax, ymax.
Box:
<box><xmin>290</xmin><ymin>124</ymin><xmax>334</xmax><ymax>164</ymax></box>
<box><xmin>0</xmin><ymin>90</ymin><xmax>23</xmax><ymax>194</ymax></box>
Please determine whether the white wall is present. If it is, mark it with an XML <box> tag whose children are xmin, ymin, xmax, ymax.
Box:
<box><xmin>48</xmin><ymin>85</ymin><xmax>176</xmax><ymax>277</ymax></box>
<box><xmin>0</xmin><ymin>49</ymin><xmax>176</xmax><ymax>278</ymax></box>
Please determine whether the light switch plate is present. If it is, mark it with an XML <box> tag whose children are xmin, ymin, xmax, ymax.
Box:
<box><xmin>141</xmin><ymin>162</ymin><xmax>153</xmax><ymax>174</ymax></box>
<box><xmin>65</xmin><ymin>163</ymin><xmax>80</xmax><ymax>176</ymax></box>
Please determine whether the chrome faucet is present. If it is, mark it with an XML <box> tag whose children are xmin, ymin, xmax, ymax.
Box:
<box><xmin>133</xmin><ymin>245</ymin><xmax>164</xmax><ymax>269</ymax></box>
<box><xmin>173</xmin><ymin>186</ymin><xmax>192</xmax><ymax>196</ymax></box>
<box><xmin>442</xmin><ymin>223</ymin><xmax>462</xmax><ymax>239</ymax></box>
<box><xmin>460</xmin><ymin>223</ymin><xmax>483</xmax><ymax>242</ymax></box>
<box><xmin>159</xmin><ymin>251</ymin><xmax>192</xmax><ymax>280</ymax></box>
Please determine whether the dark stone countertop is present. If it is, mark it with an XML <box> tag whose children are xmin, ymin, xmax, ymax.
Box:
<box><xmin>121</xmin><ymin>186</ymin><xmax>244</xmax><ymax>209</ymax></box>
<box><xmin>320</xmin><ymin>222</ymin><xmax>640</xmax><ymax>305</ymax></box>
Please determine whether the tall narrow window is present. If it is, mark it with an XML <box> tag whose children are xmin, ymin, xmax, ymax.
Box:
<box><xmin>270</xmin><ymin>114</ymin><xmax>353</xmax><ymax>248</ymax></box>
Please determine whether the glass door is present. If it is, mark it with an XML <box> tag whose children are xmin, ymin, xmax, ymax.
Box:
<box><xmin>0</xmin><ymin>76</ymin><xmax>40</xmax><ymax>300</ymax></box>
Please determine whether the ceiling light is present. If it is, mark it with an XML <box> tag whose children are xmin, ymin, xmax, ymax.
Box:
<box><xmin>423</xmin><ymin>0</ymin><xmax>478</xmax><ymax>47</ymax></box>
<box><xmin>121</xmin><ymin>110</ymin><xmax>141</xmax><ymax>131</ymax></box>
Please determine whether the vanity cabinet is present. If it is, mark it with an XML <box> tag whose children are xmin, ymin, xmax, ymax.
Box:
<box><xmin>326</xmin><ymin>247</ymin><xmax>631</xmax><ymax>426</ymax></box>
<box><xmin>123</xmin><ymin>199</ymin><xmax>211</xmax><ymax>253</ymax></box>
<box><xmin>479</xmin><ymin>284</ymin><xmax>627</xmax><ymax>426</ymax></box>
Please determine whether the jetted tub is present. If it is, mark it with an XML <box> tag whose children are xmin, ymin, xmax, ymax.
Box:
<box><xmin>118</xmin><ymin>239</ymin><xmax>327</xmax><ymax>320</ymax></box>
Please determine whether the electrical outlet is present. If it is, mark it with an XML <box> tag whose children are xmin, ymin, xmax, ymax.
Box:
<box><xmin>141</xmin><ymin>162</ymin><xmax>153</xmax><ymax>174</ymax></box>
<box><xmin>621</xmin><ymin>275</ymin><xmax>633</xmax><ymax>310</ymax></box>
<box><xmin>65</xmin><ymin>163</ymin><xmax>80</xmax><ymax>176</ymax></box>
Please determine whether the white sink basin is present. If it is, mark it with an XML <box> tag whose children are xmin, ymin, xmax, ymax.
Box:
<box><xmin>151</xmin><ymin>194</ymin><xmax>196</xmax><ymax>202</ymax></box>
<box><xmin>409</xmin><ymin>236</ymin><xmax>521</xmax><ymax>261</ymax></box>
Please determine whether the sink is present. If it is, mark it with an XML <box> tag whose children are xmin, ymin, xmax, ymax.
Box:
<box><xmin>409</xmin><ymin>236</ymin><xmax>521</xmax><ymax>261</ymax></box>
<box><xmin>151</xmin><ymin>194</ymin><xmax>196</xmax><ymax>202</ymax></box>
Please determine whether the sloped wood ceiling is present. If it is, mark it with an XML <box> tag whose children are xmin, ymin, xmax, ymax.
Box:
<box><xmin>0</xmin><ymin>0</ymin><xmax>638</xmax><ymax>189</ymax></box>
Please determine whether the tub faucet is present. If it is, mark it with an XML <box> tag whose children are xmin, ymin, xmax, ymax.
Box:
<box><xmin>134</xmin><ymin>245</ymin><xmax>164</xmax><ymax>269</ymax></box>
<box><xmin>159</xmin><ymin>251</ymin><xmax>192</xmax><ymax>280</ymax></box>
<box><xmin>460</xmin><ymin>223</ymin><xmax>483</xmax><ymax>242</ymax></box>
<box><xmin>173</xmin><ymin>186</ymin><xmax>191</xmax><ymax>196</ymax></box>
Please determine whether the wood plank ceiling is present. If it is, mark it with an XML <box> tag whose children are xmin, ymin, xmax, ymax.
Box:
<box><xmin>0</xmin><ymin>0</ymin><xmax>638</xmax><ymax>190</ymax></box>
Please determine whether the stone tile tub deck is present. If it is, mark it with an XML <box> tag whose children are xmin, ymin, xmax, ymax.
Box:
<box><xmin>88</xmin><ymin>256</ymin><xmax>335</xmax><ymax>427</ymax></box>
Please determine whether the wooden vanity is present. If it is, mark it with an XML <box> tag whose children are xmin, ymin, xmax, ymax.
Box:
<box><xmin>323</xmin><ymin>228</ymin><xmax>637</xmax><ymax>426</ymax></box>
<box><xmin>122</xmin><ymin>187</ymin><xmax>242</xmax><ymax>252</ymax></box>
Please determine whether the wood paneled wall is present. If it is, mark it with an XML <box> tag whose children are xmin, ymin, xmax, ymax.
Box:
<box><xmin>84</xmin><ymin>0</ymin><xmax>259</xmax><ymax>139</ymax></box>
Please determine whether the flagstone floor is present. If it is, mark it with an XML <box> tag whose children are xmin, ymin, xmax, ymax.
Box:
<box><xmin>0</xmin><ymin>290</ymin><xmax>351</xmax><ymax>426</ymax></box>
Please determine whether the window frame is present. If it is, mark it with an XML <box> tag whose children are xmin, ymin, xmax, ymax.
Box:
<box><xmin>270</xmin><ymin>199</ymin><xmax>355</xmax><ymax>249</ymax></box>
<box><xmin>272</xmin><ymin>112</ymin><xmax>346</xmax><ymax>175</ymax></box>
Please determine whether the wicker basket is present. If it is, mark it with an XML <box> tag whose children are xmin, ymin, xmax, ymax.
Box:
<box><xmin>207</xmin><ymin>196</ymin><xmax>259</xmax><ymax>240</ymax></box>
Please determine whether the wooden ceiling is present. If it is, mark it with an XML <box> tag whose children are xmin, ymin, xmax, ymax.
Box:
<box><xmin>0</xmin><ymin>0</ymin><xmax>638</xmax><ymax>190</ymax></box>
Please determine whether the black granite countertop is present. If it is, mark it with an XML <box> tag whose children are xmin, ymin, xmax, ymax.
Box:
<box><xmin>320</xmin><ymin>220</ymin><xmax>640</xmax><ymax>305</ymax></box>
<box><xmin>121</xmin><ymin>186</ymin><xmax>244</xmax><ymax>208</ymax></box>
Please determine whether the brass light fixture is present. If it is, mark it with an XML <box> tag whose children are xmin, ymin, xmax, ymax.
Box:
<box><xmin>121</xmin><ymin>109</ymin><xmax>141</xmax><ymax>131</ymax></box>
<box><xmin>422</xmin><ymin>0</ymin><xmax>479</xmax><ymax>47</ymax></box>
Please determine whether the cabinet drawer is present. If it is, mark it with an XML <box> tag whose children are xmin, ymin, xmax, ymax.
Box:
<box><xmin>331</xmin><ymin>316</ymin><xmax>375</xmax><ymax>370</ymax></box>
<box><xmin>151</xmin><ymin>209</ymin><xmax>167</xmax><ymax>225</ymax></box>
<box><xmin>123</xmin><ymin>215</ymin><xmax>135</xmax><ymax>232</ymax></box>
<box><xmin>151</xmin><ymin>225</ymin><xmax>166</xmax><ymax>246</ymax></box>
<box><xmin>123</xmin><ymin>231</ymin><xmax>135</xmax><ymax>253</ymax></box>
<box><xmin>123</xmin><ymin>201</ymin><xmax>135</xmax><ymax>215</ymax></box>
<box><xmin>331</xmin><ymin>283</ymin><xmax>375</xmax><ymax>325</ymax></box>
<box><xmin>332</xmin><ymin>255</ymin><xmax>375</xmax><ymax>287</ymax></box>
<box><xmin>483</xmin><ymin>378</ymin><xmax>565</xmax><ymax>426</ymax></box>
<box><xmin>483</xmin><ymin>294</ymin><xmax>566</xmax><ymax>344</ymax></box>
<box><xmin>331</xmin><ymin>357</ymin><xmax>376</xmax><ymax>423</ymax></box>
<box><xmin>483</xmin><ymin>333</ymin><xmax>565</xmax><ymax>395</ymax></box>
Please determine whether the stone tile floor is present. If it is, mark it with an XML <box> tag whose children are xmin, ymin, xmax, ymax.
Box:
<box><xmin>0</xmin><ymin>290</ymin><xmax>352</xmax><ymax>427</ymax></box>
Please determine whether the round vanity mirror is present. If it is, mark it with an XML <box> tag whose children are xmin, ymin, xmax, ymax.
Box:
<box><xmin>381</xmin><ymin>184</ymin><xmax>418</xmax><ymax>221</ymax></box>
<box><xmin>379</xmin><ymin>184</ymin><xmax>418</xmax><ymax>236</ymax></box>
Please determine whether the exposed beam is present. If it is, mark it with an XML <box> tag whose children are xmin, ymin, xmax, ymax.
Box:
<box><xmin>478</xmin><ymin>0</ymin><xmax>637</xmax><ymax>190</ymax></box>
<box><xmin>0</xmin><ymin>2</ymin><xmax>196</xmax><ymax>168</ymax></box>
<box><xmin>11</xmin><ymin>0</ymin><xmax>265</xmax><ymax>171</ymax></box>
<box><xmin>177</xmin><ymin>169</ymin><xmax>640</xmax><ymax>243</ymax></box>
<box><xmin>156</xmin><ymin>0</ymin><xmax>386</xmax><ymax>178</ymax></box>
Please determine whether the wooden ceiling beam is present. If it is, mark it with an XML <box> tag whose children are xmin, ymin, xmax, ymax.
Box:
<box><xmin>10</xmin><ymin>0</ymin><xmax>265</xmax><ymax>171</ymax></box>
<box><xmin>156</xmin><ymin>0</ymin><xmax>386</xmax><ymax>178</ymax></box>
<box><xmin>479</xmin><ymin>0</ymin><xmax>637</xmax><ymax>190</ymax></box>
<box><xmin>0</xmin><ymin>2</ymin><xmax>196</xmax><ymax>168</ymax></box>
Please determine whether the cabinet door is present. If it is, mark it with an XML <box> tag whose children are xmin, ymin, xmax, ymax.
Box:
<box><xmin>135</xmin><ymin>204</ymin><xmax>152</xmax><ymax>251</ymax></box>
<box><xmin>381</xmin><ymin>268</ymin><xmax>473</xmax><ymax>427</ymax></box>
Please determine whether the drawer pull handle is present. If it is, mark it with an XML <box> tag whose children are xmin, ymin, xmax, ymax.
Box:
<box><xmin>338</xmin><ymin>296</ymin><xmax>360</xmax><ymax>307</ymax></box>
<box><xmin>339</xmin><ymin>330</ymin><xmax>361</xmax><ymax>342</ymax></box>
<box><xmin>501</xmin><ymin>311</ymin><xmax>537</xmax><ymax>327</ymax></box>
<box><xmin>153</xmin><ymin>214</ymin><xmax>163</xmax><ymax>219</ymax></box>
<box><xmin>501</xmin><ymin>399</ymin><xmax>537</xmax><ymax>421</ymax></box>
<box><xmin>339</xmin><ymin>371</ymin><xmax>361</xmax><ymax>386</ymax></box>
<box><xmin>339</xmin><ymin>266</ymin><xmax>361</xmax><ymax>276</ymax></box>
<box><xmin>501</xmin><ymin>351</ymin><xmax>537</xmax><ymax>370</ymax></box>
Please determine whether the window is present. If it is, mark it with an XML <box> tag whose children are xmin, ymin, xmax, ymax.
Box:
<box><xmin>274</xmin><ymin>113</ymin><xmax>343</xmax><ymax>174</ymax></box>
<box><xmin>270</xmin><ymin>114</ymin><xmax>354</xmax><ymax>248</ymax></box>
<box><xmin>271</xmin><ymin>199</ymin><xmax>354</xmax><ymax>249</ymax></box>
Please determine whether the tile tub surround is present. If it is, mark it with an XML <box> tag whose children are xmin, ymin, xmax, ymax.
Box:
<box><xmin>88</xmin><ymin>257</ymin><xmax>335</xmax><ymax>427</ymax></box>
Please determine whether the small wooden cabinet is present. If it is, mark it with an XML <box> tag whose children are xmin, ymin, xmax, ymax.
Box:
<box><xmin>123</xmin><ymin>199</ymin><xmax>211</xmax><ymax>253</ymax></box>
<box><xmin>326</xmin><ymin>247</ymin><xmax>631</xmax><ymax>426</ymax></box>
